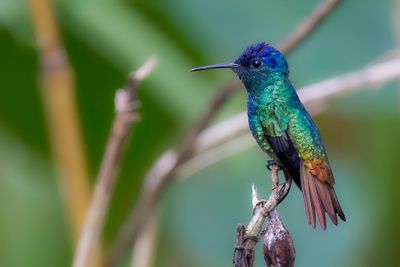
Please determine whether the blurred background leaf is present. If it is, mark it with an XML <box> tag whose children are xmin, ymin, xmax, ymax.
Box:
<box><xmin>0</xmin><ymin>0</ymin><xmax>399</xmax><ymax>266</ymax></box>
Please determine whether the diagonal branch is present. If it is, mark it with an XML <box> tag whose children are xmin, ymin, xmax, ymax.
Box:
<box><xmin>73</xmin><ymin>58</ymin><xmax>157</xmax><ymax>267</ymax></box>
<box><xmin>130</xmin><ymin>208</ymin><xmax>160</xmax><ymax>267</ymax></box>
<box><xmin>208</xmin><ymin>0</ymin><xmax>342</xmax><ymax>99</ymax></box>
<box><xmin>277</xmin><ymin>0</ymin><xmax>341</xmax><ymax>55</ymax></box>
<box><xmin>107</xmin><ymin>78</ymin><xmax>238</xmax><ymax>266</ymax></box>
<box><xmin>233</xmin><ymin>165</ymin><xmax>293</xmax><ymax>267</ymax></box>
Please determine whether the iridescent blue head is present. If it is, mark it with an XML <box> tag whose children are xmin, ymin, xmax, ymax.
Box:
<box><xmin>192</xmin><ymin>42</ymin><xmax>289</xmax><ymax>89</ymax></box>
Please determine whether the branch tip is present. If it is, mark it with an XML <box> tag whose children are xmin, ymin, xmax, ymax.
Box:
<box><xmin>73</xmin><ymin>61</ymin><xmax>153</xmax><ymax>267</ymax></box>
<box><xmin>130</xmin><ymin>57</ymin><xmax>158</xmax><ymax>82</ymax></box>
<box><xmin>251</xmin><ymin>184</ymin><xmax>259</xmax><ymax>208</ymax></box>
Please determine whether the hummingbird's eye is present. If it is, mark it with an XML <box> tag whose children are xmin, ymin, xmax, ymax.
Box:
<box><xmin>252</xmin><ymin>60</ymin><xmax>261</xmax><ymax>68</ymax></box>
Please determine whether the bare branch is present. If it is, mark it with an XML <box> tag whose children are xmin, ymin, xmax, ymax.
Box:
<box><xmin>176</xmin><ymin>131</ymin><xmax>254</xmax><ymax>179</ymax></box>
<box><xmin>233</xmin><ymin>166</ymin><xmax>293</xmax><ymax>267</ymax></box>
<box><xmin>178</xmin><ymin>57</ymin><xmax>400</xmax><ymax>176</ymax></box>
<box><xmin>107</xmin><ymin>78</ymin><xmax>238</xmax><ymax>266</ymax></box>
<box><xmin>131</xmin><ymin>209</ymin><xmax>160</xmax><ymax>267</ymax></box>
<box><xmin>73</xmin><ymin>58</ymin><xmax>157</xmax><ymax>267</ymax></box>
<box><xmin>213</xmin><ymin>0</ymin><xmax>342</xmax><ymax>98</ymax></box>
<box><xmin>277</xmin><ymin>0</ymin><xmax>341</xmax><ymax>55</ymax></box>
<box><xmin>299</xmin><ymin>57</ymin><xmax>400</xmax><ymax>106</ymax></box>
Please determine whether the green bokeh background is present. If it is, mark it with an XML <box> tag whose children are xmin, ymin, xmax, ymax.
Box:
<box><xmin>0</xmin><ymin>0</ymin><xmax>399</xmax><ymax>266</ymax></box>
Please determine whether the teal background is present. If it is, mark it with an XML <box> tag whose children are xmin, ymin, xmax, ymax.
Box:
<box><xmin>0</xmin><ymin>0</ymin><xmax>399</xmax><ymax>266</ymax></box>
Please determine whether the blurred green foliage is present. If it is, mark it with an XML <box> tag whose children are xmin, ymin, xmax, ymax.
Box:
<box><xmin>0</xmin><ymin>0</ymin><xmax>399</xmax><ymax>266</ymax></box>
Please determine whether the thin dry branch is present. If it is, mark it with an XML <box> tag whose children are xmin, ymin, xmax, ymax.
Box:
<box><xmin>28</xmin><ymin>0</ymin><xmax>92</xmax><ymax>245</ymax></box>
<box><xmin>72</xmin><ymin>58</ymin><xmax>157</xmax><ymax>267</ymax></box>
<box><xmin>108</xmin><ymin>78</ymin><xmax>238</xmax><ymax>266</ymax></box>
<box><xmin>178</xmin><ymin>57</ymin><xmax>400</xmax><ymax>177</ymax></box>
<box><xmin>176</xmin><ymin>134</ymin><xmax>254</xmax><ymax>179</ymax></box>
<box><xmin>130</xmin><ymin>208</ymin><xmax>160</xmax><ymax>267</ymax></box>
<box><xmin>211</xmin><ymin>0</ymin><xmax>342</xmax><ymax>98</ymax></box>
<box><xmin>233</xmin><ymin>166</ymin><xmax>293</xmax><ymax>267</ymax></box>
<box><xmin>277</xmin><ymin>0</ymin><xmax>341</xmax><ymax>55</ymax></box>
<box><xmin>108</xmin><ymin>1</ymin><xmax>342</xmax><ymax>264</ymax></box>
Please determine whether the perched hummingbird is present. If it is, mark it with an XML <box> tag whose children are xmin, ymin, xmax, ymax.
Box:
<box><xmin>192</xmin><ymin>42</ymin><xmax>345</xmax><ymax>229</ymax></box>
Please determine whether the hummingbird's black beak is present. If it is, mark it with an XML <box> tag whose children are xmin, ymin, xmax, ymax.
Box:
<box><xmin>191</xmin><ymin>62</ymin><xmax>241</xmax><ymax>72</ymax></box>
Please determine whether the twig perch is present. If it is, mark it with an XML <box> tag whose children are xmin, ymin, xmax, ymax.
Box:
<box><xmin>233</xmin><ymin>165</ymin><xmax>294</xmax><ymax>267</ymax></box>
<box><xmin>73</xmin><ymin>58</ymin><xmax>158</xmax><ymax>267</ymax></box>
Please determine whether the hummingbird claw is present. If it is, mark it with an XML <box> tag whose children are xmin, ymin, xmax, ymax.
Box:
<box><xmin>252</xmin><ymin>199</ymin><xmax>267</xmax><ymax>215</ymax></box>
<box><xmin>266</xmin><ymin>160</ymin><xmax>274</xmax><ymax>170</ymax></box>
<box><xmin>266</xmin><ymin>160</ymin><xmax>283</xmax><ymax>171</ymax></box>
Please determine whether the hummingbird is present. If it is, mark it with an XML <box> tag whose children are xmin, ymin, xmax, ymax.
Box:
<box><xmin>192</xmin><ymin>42</ymin><xmax>345</xmax><ymax>229</ymax></box>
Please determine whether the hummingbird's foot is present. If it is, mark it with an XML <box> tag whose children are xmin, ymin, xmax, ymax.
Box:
<box><xmin>251</xmin><ymin>184</ymin><xmax>267</xmax><ymax>214</ymax></box>
<box><xmin>252</xmin><ymin>199</ymin><xmax>267</xmax><ymax>215</ymax></box>
<box><xmin>266</xmin><ymin>159</ymin><xmax>283</xmax><ymax>171</ymax></box>
<box><xmin>271</xmin><ymin>183</ymin><xmax>279</xmax><ymax>191</ymax></box>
